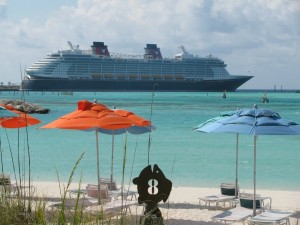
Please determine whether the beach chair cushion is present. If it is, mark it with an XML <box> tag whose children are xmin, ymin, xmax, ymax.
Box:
<box><xmin>239</xmin><ymin>193</ymin><xmax>263</xmax><ymax>209</ymax></box>
<box><xmin>86</xmin><ymin>184</ymin><xmax>109</xmax><ymax>200</ymax></box>
<box><xmin>220</xmin><ymin>183</ymin><xmax>237</xmax><ymax>196</ymax></box>
<box><xmin>240</xmin><ymin>198</ymin><xmax>261</xmax><ymax>209</ymax></box>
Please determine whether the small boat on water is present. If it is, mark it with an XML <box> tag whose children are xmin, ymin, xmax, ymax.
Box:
<box><xmin>20</xmin><ymin>41</ymin><xmax>253</xmax><ymax>92</ymax></box>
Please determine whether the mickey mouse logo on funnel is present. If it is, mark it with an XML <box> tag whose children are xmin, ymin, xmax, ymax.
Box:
<box><xmin>133</xmin><ymin>164</ymin><xmax>172</xmax><ymax>219</ymax></box>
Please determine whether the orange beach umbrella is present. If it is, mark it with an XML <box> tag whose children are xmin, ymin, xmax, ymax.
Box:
<box><xmin>1</xmin><ymin>103</ymin><xmax>41</xmax><ymax>198</ymax></box>
<box><xmin>41</xmin><ymin>100</ymin><xmax>152</xmax><ymax>204</ymax></box>
<box><xmin>41</xmin><ymin>101</ymin><xmax>132</xmax><ymax>130</ymax></box>
<box><xmin>0</xmin><ymin>104</ymin><xmax>41</xmax><ymax>128</ymax></box>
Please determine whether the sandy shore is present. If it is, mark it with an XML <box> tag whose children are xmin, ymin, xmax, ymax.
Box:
<box><xmin>27</xmin><ymin>181</ymin><xmax>300</xmax><ymax>225</ymax></box>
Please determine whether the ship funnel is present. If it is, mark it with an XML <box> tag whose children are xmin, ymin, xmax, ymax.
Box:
<box><xmin>144</xmin><ymin>44</ymin><xmax>162</xmax><ymax>60</ymax></box>
<box><xmin>91</xmin><ymin>42</ymin><xmax>110</xmax><ymax>57</ymax></box>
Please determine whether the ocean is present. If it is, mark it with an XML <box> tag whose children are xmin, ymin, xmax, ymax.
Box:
<box><xmin>1</xmin><ymin>91</ymin><xmax>300</xmax><ymax>191</ymax></box>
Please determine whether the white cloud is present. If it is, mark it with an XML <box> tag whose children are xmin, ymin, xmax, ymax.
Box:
<box><xmin>1</xmin><ymin>0</ymin><xmax>300</xmax><ymax>89</ymax></box>
<box><xmin>0</xmin><ymin>0</ymin><xmax>6</xmax><ymax>19</ymax></box>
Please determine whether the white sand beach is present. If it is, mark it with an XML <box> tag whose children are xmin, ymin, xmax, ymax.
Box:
<box><xmin>30</xmin><ymin>181</ymin><xmax>300</xmax><ymax>225</ymax></box>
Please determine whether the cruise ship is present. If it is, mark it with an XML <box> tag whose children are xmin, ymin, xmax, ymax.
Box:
<box><xmin>20</xmin><ymin>42</ymin><xmax>253</xmax><ymax>92</ymax></box>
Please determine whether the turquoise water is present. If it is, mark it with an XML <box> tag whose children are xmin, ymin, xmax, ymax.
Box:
<box><xmin>1</xmin><ymin>91</ymin><xmax>300</xmax><ymax>191</ymax></box>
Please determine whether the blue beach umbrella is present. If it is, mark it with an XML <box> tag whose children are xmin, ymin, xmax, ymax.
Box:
<box><xmin>196</xmin><ymin>105</ymin><xmax>300</xmax><ymax>216</ymax></box>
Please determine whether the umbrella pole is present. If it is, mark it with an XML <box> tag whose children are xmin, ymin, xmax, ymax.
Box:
<box><xmin>235</xmin><ymin>133</ymin><xmax>239</xmax><ymax>199</ymax></box>
<box><xmin>110</xmin><ymin>131</ymin><xmax>115</xmax><ymax>191</ymax></box>
<box><xmin>96</xmin><ymin>129</ymin><xmax>101</xmax><ymax>205</ymax></box>
<box><xmin>253</xmin><ymin>135</ymin><xmax>257</xmax><ymax>216</ymax></box>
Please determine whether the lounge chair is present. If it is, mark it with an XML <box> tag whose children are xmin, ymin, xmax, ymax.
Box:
<box><xmin>211</xmin><ymin>193</ymin><xmax>273</xmax><ymax>224</ymax></box>
<box><xmin>67</xmin><ymin>177</ymin><xmax>117</xmax><ymax>199</ymax></box>
<box><xmin>84</xmin><ymin>184</ymin><xmax>137</xmax><ymax>218</ymax></box>
<box><xmin>0</xmin><ymin>173</ymin><xmax>34</xmax><ymax>197</ymax></box>
<box><xmin>199</xmin><ymin>183</ymin><xmax>238</xmax><ymax>209</ymax></box>
<box><xmin>239</xmin><ymin>193</ymin><xmax>272</xmax><ymax>210</ymax></box>
<box><xmin>249</xmin><ymin>209</ymin><xmax>295</xmax><ymax>225</ymax></box>
<box><xmin>49</xmin><ymin>183</ymin><xmax>137</xmax><ymax>218</ymax></box>
<box><xmin>100</xmin><ymin>199</ymin><xmax>137</xmax><ymax>218</ymax></box>
<box><xmin>0</xmin><ymin>173</ymin><xmax>15</xmax><ymax>196</ymax></box>
<box><xmin>86</xmin><ymin>184</ymin><xmax>111</xmax><ymax>202</ymax></box>
<box><xmin>212</xmin><ymin>206</ymin><xmax>253</xmax><ymax>224</ymax></box>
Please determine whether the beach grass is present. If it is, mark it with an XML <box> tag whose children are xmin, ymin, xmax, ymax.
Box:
<box><xmin>0</xmin><ymin>150</ymin><xmax>141</xmax><ymax>225</ymax></box>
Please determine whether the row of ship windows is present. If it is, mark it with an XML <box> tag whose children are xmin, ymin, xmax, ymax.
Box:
<box><xmin>39</xmin><ymin>70</ymin><xmax>230</xmax><ymax>77</ymax></box>
<box><xmin>30</xmin><ymin>64</ymin><xmax>227</xmax><ymax>77</ymax></box>
<box><xmin>68</xmin><ymin>74</ymin><xmax>214</xmax><ymax>80</ymax></box>
<box><xmin>43</xmin><ymin>72</ymin><xmax>217</xmax><ymax>77</ymax></box>
<box><xmin>42</xmin><ymin>57</ymin><xmax>225</xmax><ymax>66</ymax></box>
<box><xmin>59</xmin><ymin>69</ymin><xmax>214</xmax><ymax>75</ymax></box>
<box><xmin>33</xmin><ymin>63</ymin><xmax>224</xmax><ymax>71</ymax></box>
<box><xmin>38</xmin><ymin>66</ymin><xmax>224</xmax><ymax>73</ymax></box>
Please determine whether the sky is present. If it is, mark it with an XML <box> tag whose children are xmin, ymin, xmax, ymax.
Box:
<box><xmin>0</xmin><ymin>0</ymin><xmax>299</xmax><ymax>90</ymax></box>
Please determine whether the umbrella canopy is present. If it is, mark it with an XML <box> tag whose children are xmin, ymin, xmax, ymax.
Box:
<box><xmin>198</xmin><ymin>108</ymin><xmax>300</xmax><ymax>135</ymax></box>
<box><xmin>41</xmin><ymin>100</ymin><xmax>152</xmax><ymax>204</ymax></box>
<box><xmin>0</xmin><ymin>104</ymin><xmax>41</xmax><ymax>128</ymax></box>
<box><xmin>194</xmin><ymin>111</ymin><xmax>235</xmax><ymax>130</ymax></box>
<box><xmin>42</xmin><ymin>101</ymin><xmax>133</xmax><ymax>130</ymax></box>
<box><xmin>196</xmin><ymin>106</ymin><xmax>300</xmax><ymax>215</ymax></box>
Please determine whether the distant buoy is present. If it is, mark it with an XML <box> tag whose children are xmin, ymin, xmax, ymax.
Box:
<box><xmin>262</xmin><ymin>91</ymin><xmax>269</xmax><ymax>103</ymax></box>
<box><xmin>222</xmin><ymin>90</ymin><xmax>227</xmax><ymax>98</ymax></box>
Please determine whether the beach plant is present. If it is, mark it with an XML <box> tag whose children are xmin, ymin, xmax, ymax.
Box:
<box><xmin>0</xmin><ymin>127</ymin><xmax>37</xmax><ymax>223</ymax></box>
<box><xmin>56</xmin><ymin>152</ymin><xmax>85</xmax><ymax>225</ymax></box>
<box><xmin>33</xmin><ymin>200</ymin><xmax>47</xmax><ymax>224</ymax></box>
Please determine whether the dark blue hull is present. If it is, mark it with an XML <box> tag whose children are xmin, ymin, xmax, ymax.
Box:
<box><xmin>20</xmin><ymin>76</ymin><xmax>252</xmax><ymax>92</ymax></box>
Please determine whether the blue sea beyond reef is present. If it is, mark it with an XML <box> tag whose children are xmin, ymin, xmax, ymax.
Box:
<box><xmin>1</xmin><ymin>91</ymin><xmax>300</xmax><ymax>191</ymax></box>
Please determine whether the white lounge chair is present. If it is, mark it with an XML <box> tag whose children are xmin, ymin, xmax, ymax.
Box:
<box><xmin>249</xmin><ymin>209</ymin><xmax>295</xmax><ymax>225</ymax></box>
<box><xmin>84</xmin><ymin>186</ymin><xmax>137</xmax><ymax>219</ymax></box>
<box><xmin>199</xmin><ymin>183</ymin><xmax>238</xmax><ymax>209</ymax></box>
<box><xmin>50</xmin><ymin>185</ymin><xmax>136</xmax><ymax>216</ymax></box>
<box><xmin>212</xmin><ymin>207</ymin><xmax>253</xmax><ymax>224</ymax></box>
<box><xmin>211</xmin><ymin>193</ymin><xmax>273</xmax><ymax>224</ymax></box>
